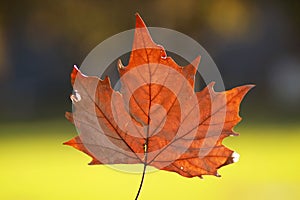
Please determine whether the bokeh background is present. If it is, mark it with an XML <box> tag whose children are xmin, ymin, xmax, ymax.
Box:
<box><xmin>0</xmin><ymin>0</ymin><xmax>299</xmax><ymax>199</ymax></box>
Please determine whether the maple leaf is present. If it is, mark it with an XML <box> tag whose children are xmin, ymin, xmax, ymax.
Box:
<box><xmin>64</xmin><ymin>14</ymin><xmax>254</xmax><ymax>199</ymax></box>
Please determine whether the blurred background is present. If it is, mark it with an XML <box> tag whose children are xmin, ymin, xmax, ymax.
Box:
<box><xmin>0</xmin><ymin>0</ymin><xmax>299</xmax><ymax>200</ymax></box>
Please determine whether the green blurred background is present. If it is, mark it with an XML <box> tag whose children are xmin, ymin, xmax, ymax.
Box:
<box><xmin>0</xmin><ymin>0</ymin><xmax>299</xmax><ymax>199</ymax></box>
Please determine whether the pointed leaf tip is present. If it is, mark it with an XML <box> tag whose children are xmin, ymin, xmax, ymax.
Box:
<box><xmin>247</xmin><ymin>84</ymin><xmax>256</xmax><ymax>89</ymax></box>
<box><xmin>192</xmin><ymin>56</ymin><xmax>201</xmax><ymax>68</ymax></box>
<box><xmin>63</xmin><ymin>138</ymin><xmax>73</xmax><ymax>146</ymax></box>
<box><xmin>65</xmin><ymin>111</ymin><xmax>74</xmax><ymax>123</ymax></box>
<box><xmin>117</xmin><ymin>59</ymin><xmax>125</xmax><ymax>70</ymax></box>
<box><xmin>71</xmin><ymin>65</ymin><xmax>79</xmax><ymax>86</ymax></box>
<box><xmin>135</xmin><ymin>13</ymin><xmax>147</xmax><ymax>28</ymax></box>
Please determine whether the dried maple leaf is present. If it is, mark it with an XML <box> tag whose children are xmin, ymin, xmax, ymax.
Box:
<box><xmin>64</xmin><ymin>14</ymin><xmax>254</xmax><ymax>199</ymax></box>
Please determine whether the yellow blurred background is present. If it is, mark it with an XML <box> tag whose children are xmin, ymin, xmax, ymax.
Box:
<box><xmin>0</xmin><ymin>0</ymin><xmax>299</xmax><ymax>199</ymax></box>
<box><xmin>1</xmin><ymin>121</ymin><xmax>299</xmax><ymax>200</ymax></box>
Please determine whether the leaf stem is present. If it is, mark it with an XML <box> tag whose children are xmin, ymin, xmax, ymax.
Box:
<box><xmin>134</xmin><ymin>162</ymin><xmax>147</xmax><ymax>200</ymax></box>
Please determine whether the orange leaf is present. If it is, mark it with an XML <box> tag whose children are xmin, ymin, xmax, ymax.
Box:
<box><xmin>64</xmin><ymin>13</ymin><xmax>254</xmax><ymax>198</ymax></box>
